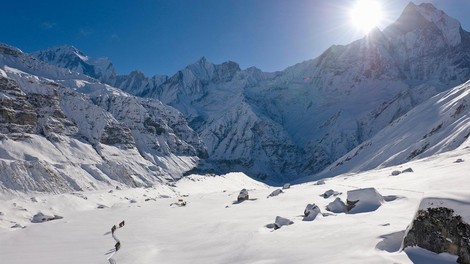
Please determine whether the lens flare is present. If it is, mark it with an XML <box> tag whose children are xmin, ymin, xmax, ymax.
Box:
<box><xmin>350</xmin><ymin>0</ymin><xmax>383</xmax><ymax>33</ymax></box>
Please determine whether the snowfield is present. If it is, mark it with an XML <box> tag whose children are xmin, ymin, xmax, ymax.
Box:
<box><xmin>1</xmin><ymin>141</ymin><xmax>469</xmax><ymax>264</ymax></box>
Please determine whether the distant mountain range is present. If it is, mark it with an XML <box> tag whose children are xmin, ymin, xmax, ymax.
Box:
<box><xmin>1</xmin><ymin>2</ymin><xmax>470</xmax><ymax>192</ymax></box>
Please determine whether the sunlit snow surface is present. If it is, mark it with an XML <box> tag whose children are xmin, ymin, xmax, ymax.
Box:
<box><xmin>1</xmin><ymin>143</ymin><xmax>469</xmax><ymax>263</ymax></box>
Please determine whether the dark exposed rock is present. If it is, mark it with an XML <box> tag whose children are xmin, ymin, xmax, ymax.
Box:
<box><xmin>144</xmin><ymin>117</ymin><xmax>165</xmax><ymax>135</ymax></box>
<box><xmin>237</xmin><ymin>188</ymin><xmax>249</xmax><ymax>202</ymax></box>
<box><xmin>403</xmin><ymin>207</ymin><xmax>470</xmax><ymax>264</ymax></box>
<box><xmin>100</xmin><ymin>123</ymin><xmax>135</xmax><ymax>148</ymax></box>
<box><xmin>321</xmin><ymin>189</ymin><xmax>341</xmax><ymax>198</ymax></box>
<box><xmin>0</xmin><ymin>77</ymin><xmax>37</xmax><ymax>133</ymax></box>
<box><xmin>402</xmin><ymin>167</ymin><xmax>414</xmax><ymax>173</ymax></box>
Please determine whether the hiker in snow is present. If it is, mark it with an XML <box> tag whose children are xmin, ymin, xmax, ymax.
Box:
<box><xmin>115</xmin><ymin>241</ymin><xmax>121</xmax><ymax>252</ymax></box>
<box><xmin>119</xmin><ymin>221</ymin><xmax>125</xmax><ymax>228</ymax></box>
<box><xmin>111</xmin><ymin>225</ymin><xmax>117</xmax><ymax>234</ymax></box>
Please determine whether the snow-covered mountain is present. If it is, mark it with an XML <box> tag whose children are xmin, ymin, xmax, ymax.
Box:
<box><xmin>32</xmin><ymin>45</ymin><xmax>117</xmax><ymax>84</ymax></box>
<box><xmin>31</xmin><ymin>3</ymin><xmax>470</xmax><ymax>181</ymax></box>
<box><xmin>0</xmin><ymin>43</ymin><xmax>207</xmax><ymax>193</ymax></box>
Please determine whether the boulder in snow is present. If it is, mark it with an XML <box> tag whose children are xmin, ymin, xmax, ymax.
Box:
<box><xmin>455</xmin><ymin>158</ymin><xmax>464</xmax><ymax>163</ymax></box>
<box><xmin>274</xmin><ymin>216</ymin><xmax>294</xmax><ymax>230</ymax></box>
<box><xmin>346</xmin><ymin>188</ymin><xmax>384</xmax><ymax>213</ymax></box>
<box><xmin>326</xmin><ymin>198</ymin><xmax>347</xmax><ymax>213</ymax></box>
<box><xmin>402</xmin><ymin>168</ymin><xmax>414</xmax><ymax>173</ymax></box>
<box><xmin>170</xmin><ymin>199</ymin><xmax>187</xmax><ymax>207</ymax></box>
<box><xmin>321</xmin><ymin>189</ymin><xmax>341</xmax><ymax>198</ymax></box>
<box><xmin>303</xmin><ymin>204</ymin><xmax>321</xmax><ymax>221</ymax></box>
<box><xmin>314</xmin><ymin>180</ymin><xmax>326</xmax><ymax>185</ymax></box>
<box><xmin>267</xmin><ymin>189</ymin><xmax>283</xmax><ymax>198</ymax></box>
<box><xmin>391</xmin><ymin>170</ymin><xmax>401</xmax><ymax>176</ymax></box>
<box><xmin>403</xmin><ymin>207</ymin><xmax>470</xmax><ymax>264</ymax></box>
<box><xmin>237</xmin><ymin>189</ymin><xmax>249</xmax><ymax>202</ymax></box>
<box><xmin>31</xmin><ymin>212</ymin><xmax>63</xmax><ymax>223</ymax></box>
<box><xmin>282</xmin><ymin>183</ymin><xmax>291</xmax><ymax>189</ymax></box>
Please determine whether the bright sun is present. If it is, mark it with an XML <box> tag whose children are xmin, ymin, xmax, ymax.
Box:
<box><xmin>350</xmin><ymin>0</ymin><xmax>383</xmax><ymax>33</ymax></box>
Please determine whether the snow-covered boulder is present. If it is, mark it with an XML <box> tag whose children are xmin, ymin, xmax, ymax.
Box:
<box><xmin>274</xmin><ymin>216</ymin><xmax>294</xmax><ymax>230</ymax></box>
<box><xmin>267</xmin><ymin>189</ymin><xmax>283</xmax><ymax>198</ymax></box>
<box><xmin>346</xmin><ymin>188</ymin><xmax>384</xmax><ymax>213</ymax></box>
<box><xmin>326</xmin><ymin>198</ymin><xmax>347</xmax><ymax>213</ymax></box>
<box><xmin>31</xmin><ymin>212</ymin><xmax>63</xmax><ymax>223</ymax></box>
<box><xmin>303</xmin><ymin>204</ymin><xmax>321</xmax><ymax>221</ymax></box>
<box><xmin>237</xmin><ymin>189</ymin><xmax>249</xmax><ymax>202</ymax></box>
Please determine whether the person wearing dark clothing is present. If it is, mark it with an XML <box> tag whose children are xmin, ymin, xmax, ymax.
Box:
<box><xmin>115</xmin><ymin>241</ymin><xmax>121</xmax><ymax>252</ymax></box>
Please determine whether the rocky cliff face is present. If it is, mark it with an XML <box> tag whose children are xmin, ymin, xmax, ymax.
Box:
<box><xmin>0</xmin><ymin>44</ymin><xmax>206</xmax><ymax>193</ymax></box>
<box><xmin>31</xmin><ymin>3</ymin><xmax>470</xmax><ymax>181</ymax></box>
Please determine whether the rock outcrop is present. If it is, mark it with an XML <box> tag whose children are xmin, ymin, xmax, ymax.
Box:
<box><xmin>403</xmin><ymin>207</ymin><xmax>470</xmax><ymax>264</ymax></box>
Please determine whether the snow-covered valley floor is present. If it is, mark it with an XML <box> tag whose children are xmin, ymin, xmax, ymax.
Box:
<box><xmin>1</xmin><ymin>144</ymin><xmax>470</xmax><ymax>264</ymax></box>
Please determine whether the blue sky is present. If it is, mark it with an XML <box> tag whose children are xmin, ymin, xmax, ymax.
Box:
<box><xmin>1</xmin><ymin>0</ymin><xmax>470</xmax><ymax>76</ymax></box>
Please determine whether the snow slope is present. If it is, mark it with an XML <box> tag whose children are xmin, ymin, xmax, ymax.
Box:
<box><xmin>0</xmin><ymin>142</ymin><xmax>469</xmax><ymax>263</ymax></box>
<box><xmin>317</xmin><ymin>80</ymin><xmax>470</xmax><ymax>178</ymax></box>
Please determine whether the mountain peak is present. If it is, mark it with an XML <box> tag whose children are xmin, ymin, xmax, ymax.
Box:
<box><xmin>37</xmin><ymin>45</ymin><xmax>89</xmax><ymax>61</ymax></box>
<box><xmin>417</xmin><ymin>3</ymin><xmax>462</xmax><ymax>46</ymax></box>
<box><xmin>32</xmin><ymin>45</ymin><xmax>116</xmax><ymax>82</ymax></box>
<box><xmin>0</xmin><ymin>43</ymin><xmax>23</xmax><ymax>56</ymax></box>
<box><xmin>389</xmin><ymin>2</ymin><xmax>462</xmax><ymax>47</ymax></box>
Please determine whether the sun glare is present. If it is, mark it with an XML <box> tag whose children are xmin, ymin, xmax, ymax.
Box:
<box><xmin>350</xmin><ymin>0</ymin><xmax>383</xmax><ymax>33</ymax></box>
